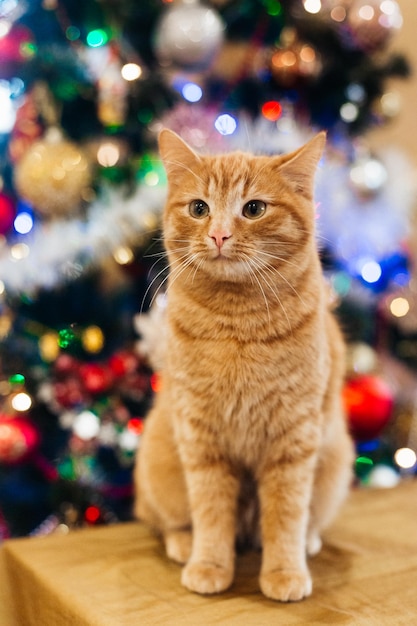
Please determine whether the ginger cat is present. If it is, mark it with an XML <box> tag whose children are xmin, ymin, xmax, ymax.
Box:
<box><xmin>134</xmin><ymin>129</ymin><xmax>353</xmax><ymax>602</ymax></box>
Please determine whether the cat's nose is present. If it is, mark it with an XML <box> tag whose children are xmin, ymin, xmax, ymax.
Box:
<box><xmin>209</xmin><ymin>230</ymin><xmax>232</xmax><ymax>250</ymax></box>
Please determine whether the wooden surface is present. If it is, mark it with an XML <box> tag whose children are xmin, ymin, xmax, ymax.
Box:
<box><xmin>2</xmin><ymin>480</ymin><xmax>417</xmax><ymax>625</ymax></box>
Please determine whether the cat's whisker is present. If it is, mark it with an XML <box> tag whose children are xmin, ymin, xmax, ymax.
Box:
<box><xmin>256</xmin><ymin>249</ymin><xmax>302</xmax><ymax>269</ymax></box>
<box><xmin>167</xmin><ymin>253</ymin><xmax>201</xmax><ymax>295</ymax></box>
<box><xmin>141</xmin><ymin>250</ymin><xmax>191</xmax><ymax>313</ymax></box>
<box><xmin>243</xmin><ymin>254</ymin><xmax>292</xmax><ymax>333</ymax></box>
<box><xmin>241</xmin><ymin>255</ymin><xmax>272</xmax><ymax>328</ymax></box>
<box><xmin>255</xmin><ymin>256</ymin><xmax>307</xmax><ymax>309</ymax></box>
<box><xmin>191</xmin><ymin>255</ymin><xmax>207</xmax><ymax>284</ymax></box>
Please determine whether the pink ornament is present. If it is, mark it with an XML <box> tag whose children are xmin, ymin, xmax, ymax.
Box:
<box><xmin>0</xmin><ymin>193</ymin><xmax>15</xmax><ymax>234</ymax></box>
<box><xmin>0</xmin><ymin>415</ymin><xmax>39</xmax><ymax>464</ymax></box>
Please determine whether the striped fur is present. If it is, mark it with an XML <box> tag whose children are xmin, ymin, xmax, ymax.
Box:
<box><xmin>134</xmin><ymin>130</ymin><xmax>353</xmax><ymax>602</ymax></box>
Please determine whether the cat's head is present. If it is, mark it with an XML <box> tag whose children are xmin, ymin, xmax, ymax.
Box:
<box><xmin>158</xmin><ymin>129</ymin><xmax>325</xmax><ymax>284</ymax></box>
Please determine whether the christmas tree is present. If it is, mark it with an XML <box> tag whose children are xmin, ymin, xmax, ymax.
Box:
<box><xmin>0</xmin><ymin>0</ymin><xmax>415</xmax><ymax>539</ymax></box>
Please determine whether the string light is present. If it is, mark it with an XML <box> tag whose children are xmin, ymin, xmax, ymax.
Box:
<box><xmin>97</xmin><ymin>143</ymin><xmax>120</xmax><ymax>167</ymax></box>
<box><xmin>73</xmin><ymin>411</ymin><xmax>100</xmax><ymax>440</ymax></box>
<box><xmin>113</xmin><ymin>246</ymin><xmax>134</xmax><ymax>265</ymax></box>
<box><xmin>360</xmin><ymin>260</ymin><xmax>382</xmax><ymax>283</ymax></box>
<box><xmin>303</xmin><ymin>0</ymin><xmax>321</xmax><ymax>14</ymax></box>
<box><xmin>14</xmin><ymin>212</ymin><xmax>34</xmax><ymax>235</ymax></box>
<box><xmin>261</xmin><ymin>101</ymin><xmax>282</xmax><ymax>122</ymax></box>
<box><xmin>394</xmin><ymin>447</ymin><xmax>417</xmax><ymax>469</ymax></box>
<box><xmin>182</xmin><ymin>82</ymin><xmax>203</xmax><ymax>103</ymax></box>
<box><xmin>214</xmin><ymin>114</ymin><xmax>237</xmax><ymax>135</ymax></box>
<box><xmin>11</xmin><ymin>392</ymin><xmax>32</xmax><ymax>412</ymax></box>
<box><xmin>121</xmin><ymin>63</ymin><xmax>142</xmax><ymax>81</ymax></box>
<box><xmin>86</xmin><ymin>29</ymin><xmax>108</xmax><ymax>48</ymax></box>
<box><xmin>390</xmin><ymin>297</ymin><xmax>410</xmax><ymax>318</ymax></box>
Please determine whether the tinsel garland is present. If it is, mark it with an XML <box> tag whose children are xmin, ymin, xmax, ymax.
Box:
<box><xmin>0</xmin><ymin>183</ymin><xmax>165</xmax><ymax>294</ymax></box>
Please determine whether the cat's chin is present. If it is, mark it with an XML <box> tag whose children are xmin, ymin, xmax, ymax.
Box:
<box><xmin>202</xmin><ymin>257</ymin><xmax>250</xmax><ymax>283</ymax></box>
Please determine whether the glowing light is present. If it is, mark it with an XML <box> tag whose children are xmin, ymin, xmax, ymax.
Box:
<box><xmin>394</xmin><ymin>447</ymin><xmax>417</xmax><ymax>469</ymax></box>
<box><xmin>128</xmin><ymin>418</ymin><xmax>144</xmax><ymax>435</ymax></box>
<box><xmin>0</xmin><ymin>81</ymin><xmax>16</xmax><ymax>133</ymax></box>
<box><xmin>346</xmin><ymin>83</ymin><xmax>365</xmax><ymax>103</ymax></box>
<box><xmin>379</xmin><ymin>0</ymin><xmax>402</xmax><ymax>28</ymax></box>
<box><xmin>121</xmin><ymin>63</ymin><xmax>142</xmax><ymax>81</ymax></box>
<box><xmin>350</xmin><ymin>158</ymin><xmax>387</xmax><ymax>191</ymax></box>
<box><xmin>39</xmin><ymin>332</ymin><xmax>60</xmax><ymax>362</ymax></box>
<box><xmin>0</xmin><ymin>21</ymin><xmax>12</xmax><ymax>38</ymax></box>
<box><xmin>214</xmin><ymin>114</ymin><xmax>237</xmax><ymax>136</ymax></box>
<box><xmin>58</xmin><ymin>327</ymin><xmax>76</xmax><ymax>349</ymax></box>
<box><xmin>150</xmin><ymin>373</ymin><xmax>161</xmax><ymax>393</ymax></box>
<box><xmin>299</xmin><ymin>45</ymin><xmax>316</xmax><ymax>63</ymax></box>
<box><xmin>303</xmin><ymin>0</ymin><xmax>321</xmax><ymax>14</ymax></box>
<box><xmin>86</xmin><ymin>29</ymin><xmax>108</xmax><ymax>48</ymax></box>
<box><xmin>97</xmin><ymin>142</ymin><xmax>120</xmax><ymax>167</ymax></box>
<box><xmin>182</xmin><ymin>82</ymin><xmax>203</xmax><ymax>103</ymax></box>
<box><xmin>14</xmin><ymin>212</ymin><xmax>34</xmax><ymax>234</ymax></box>
<box><xmin>85</xmin><ymin>505</ymin><xmax>101</xmax><ymax>523</ymax></box>
<box><xmin>73</xmin><ymin>410</ymin><xmax>100</xmax><ymax>440</ymax></box>
<box><xmin>10</xmin><ymin>373</ymin><xmax>25</xmax><ymax>385</ymax></box>
<box><xmin>12</xmin><ymin>392</ymin><xmax>32</xmax><ymax>412</ymax></box>
<box><xmin>82</xmin><ymin>325</ymin><xmax>105</xmax><ymax>353</ymax></box>
<box><xmin>113</xmin><ymin>246</ymin><xmax>134</xmax><ymax>265</ymax></box>
<box><xmin>390</xmin><ymin>297</ymin><xmax>410</xmax><ymax>318</ymax></box>
<box><xmin>261</xmin><ymin>100</ymin><xmax>282</xmax><ymax>121</ymax></box>
<box><xmin>0</xmin><ymin>280</ymin><xmax>5</xmax><ymax>295</ymax></box>
<box><xmin>10</xmin><ymin>243</ymin><xmax>30</xmax><ymax>260</ymax></box>
<box><xmin>144</xmin><ymin>171</ymin><xmax>160</xmax><ymax>186</ymax></box>
<box><xmin>360</xmin><ymin>260</ymin><xmax>382</xmax><ymax>284</ymax></box>
<box><xmin>66</xmin><ymin>26</ymin><xmax>80</xmax><ymax>41</ymax></box>
<box><xmin>330</xmin><ymin>6</ymin><xmax>346</xmax><ymax>22</ymax></box>
<box><xmin>340</xmin><ymin>102</ymin><xmax>359</xmax><ymax>122</ymax></box>
<box><xmin>119</xmin><ymin>428</ymin><xmax>140</xmax><ymax>451</ymax></box>
<box><xmin>358</xmin><ymin>5</ymin><xmax>374</xmax><ymax>20</ymax></box>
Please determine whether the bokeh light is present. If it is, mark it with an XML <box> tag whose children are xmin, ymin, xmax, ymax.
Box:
<box><xmin>214</xmin><ymin>113</ymin><xmax>237</xmax><ymax>135</ymax></box>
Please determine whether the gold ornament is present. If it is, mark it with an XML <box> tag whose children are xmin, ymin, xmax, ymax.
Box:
<box><xmin>14</xmin><ymin>127</ymin><xmax>92</xmax><ymax>218</ymax></box>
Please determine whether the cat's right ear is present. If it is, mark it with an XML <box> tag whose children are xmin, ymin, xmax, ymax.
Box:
<box><xmin>158</xmin><ymin>129</ymin><xmax>201</xmax><ymax>181</ymax></box>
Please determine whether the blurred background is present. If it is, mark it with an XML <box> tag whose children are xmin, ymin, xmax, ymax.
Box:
<box><xmin>0</xmin><ymin>0</ymin><xmax>417</xmax><ymax>540</ymax></box>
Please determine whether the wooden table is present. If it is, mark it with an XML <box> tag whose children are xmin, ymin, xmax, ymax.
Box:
<box><xmin>2</xmin><ymin>480</ymin><xmax>417</xmax><ymax>625</ymax></box>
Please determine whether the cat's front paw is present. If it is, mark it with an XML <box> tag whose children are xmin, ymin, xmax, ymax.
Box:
<box><xmin>260</xmin><ymin>569</ymin><xmax>312</xmax><ymax>602</ymax></box>
<box><xmin>181</xmin><ymin>561</ymin><xmax>233</xmax><ymax>595</ymax></box>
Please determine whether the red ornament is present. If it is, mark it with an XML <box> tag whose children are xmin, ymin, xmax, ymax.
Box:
<box><xmin>80</xmin><ymin>363</ymin><xmax>113</xmax><ymax>395</ymax></box>
<box><xmin>342</xmin><ymin>374</ymin><xmax>394</xmax><ymax>441</ymax></box>
<box><xmin>54</xmin><ymin>378</ymin><xmax>86</xmax><ymax>408</ymax></box>
<box><xmin>0</xmin><ymin>193</ymin><xmax>15</xmax><ymax>234</ymax></box>
<box><xmin>0</xmin><ymin>415</ymin><xmax>39</xmax><ymax>464</ymax></box>
<box><xmin>54</xmin><ymin>354</ymin><xmax>80</xmax><ymax>377</ymax></box>
<box><xmin>108</xmin><ymin>350</ymin><xmax>139</xmax><ymax>378</ymax></box>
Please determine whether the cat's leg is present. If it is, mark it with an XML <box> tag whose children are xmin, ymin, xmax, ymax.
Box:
<box><xmin>257</xmin><ymin>440</ymin><xmax>317</xmax><ymax>602</ymax></box>
<box><xmin>180</xmin><ymin>452</ymin><xmax>240</xmax><ymax>595</ymax></box>
<box><xmin>134</xmin><ymin>404</ymin><xmax>192</xmax><ymax>564</ymax></box>
<box><xmin>307</xmin><ymin>414</ymin><xmax>354</xmax><ymax>556</ymax></box>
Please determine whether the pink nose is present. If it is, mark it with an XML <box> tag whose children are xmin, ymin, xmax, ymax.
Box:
<box><xmin>209</xmin><ymin>230</ymin><xmax>232</xmax><ymax>250</ymax></box>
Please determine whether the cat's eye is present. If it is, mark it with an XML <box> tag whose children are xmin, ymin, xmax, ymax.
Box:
<box><xmin>189</xmin><ymin>199</ymin><xmax>209</xmax><ymax>219</ymax></box>
<box><xmin>242</xmin><ymin>200</ymin><xmax>266</xmax><ymax>220</ymax></box>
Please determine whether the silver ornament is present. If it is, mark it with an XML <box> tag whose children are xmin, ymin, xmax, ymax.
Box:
<box><xmin>349</xmin><ymin>155</ymin><xmax>387</xmax><ymax>198</ymax></box>
<box><xmin>154</xmin><ymin>0</ymin><xmax>225</xmax><ymax>71</ymax></box>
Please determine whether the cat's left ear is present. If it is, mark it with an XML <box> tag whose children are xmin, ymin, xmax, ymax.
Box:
<box><xmin>278</xmin><ymin>132</ymin><xmax>326</xmax><ymax>199</ymax></box>
<box><xmin>158</xmin><ymin>129</ymin><xmax>201</xmax><ymax>182</ymax></box>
